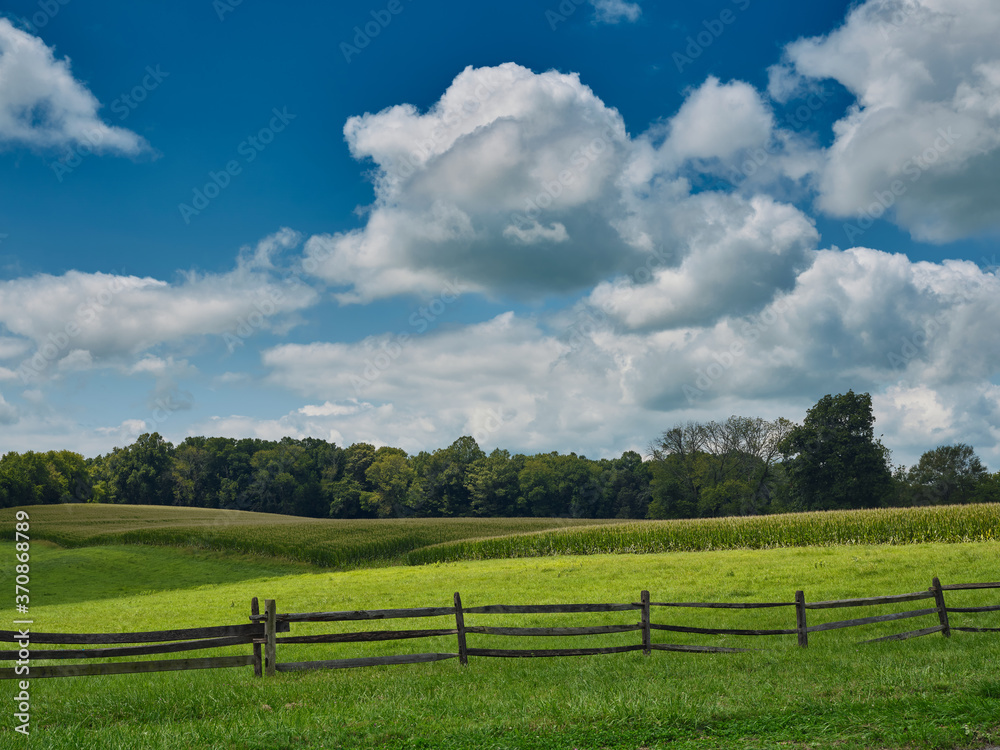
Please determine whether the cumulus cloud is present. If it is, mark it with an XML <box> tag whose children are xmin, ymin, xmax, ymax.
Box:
<box><xmin>777</xmin><ymin>0</ymin><xmax>1000</xmax><ymax>241</ymax></box>
<box><xmin>663</xmin><ymin>77</ymin><xmax>774</xmax><ymax>164</ymax></box>
<box><xmin>244</xmin><ymin>245</ymin><xmax>1000</xmax><ymax>467</ymax></box>
<box><xmin>603</xmin><ymin>247</ymin><xmax>1000</xmax><ymax>456</ymax></box>
<box><xmin>575</xmin><ymin>248</ymin><xmax>999</xmax><ymax>464</ymax></box>
<box><xmin>306</xmin><ymin>66</ymin><xmax>822</xmax><ymax>317</ymax></box>
<box><xmin>0</xmin><ymin>19</ymin><xmax>147</xmax><ymax>154</ymax></box>
<box><xmin>588</xmin><ymin>193</ymin><xmax>817</xmax><ymax>330</ymax></box>
<box><xmin>7</xmin><ymin>4</ymin><xmax>1000</xmax><ymax>470</ymax></box>
<box><xmin>0</xmin><ymin>337</ymin><xmax>31</xmax><ymax>360</ymax></box>
<box><xmin>306</xmin><ymin>63</ymin><xmax>639</xmax><ymax>302</ymax></box>
<box><xmin>251</xmin><ymin>53</ymin><xmax>999</xmax><ymax>467</ymax></box>
<box><xmin>0</xmin><ymin>229</ymin><xmax>318</xmax><ymax>381</ymax></box>
<box><xmin>258</xmin><ymin>311</ymin><xmax>652</xmax><ymax>455</ymax></box>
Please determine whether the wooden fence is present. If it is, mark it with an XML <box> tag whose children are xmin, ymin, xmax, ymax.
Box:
<box><xmin>0</xmin><ymin>619</ymin><xmax>288</xmax><ymax>679</ymax></box>
<box><xmin>3</xmin><ymin>577</ymin><xmax>997</xmax><ymax>679</ymax></box>
<box><xmin>249</xmin><ymin>577</ymin><xmax>1000</xmax><ymax>676</ymax></box>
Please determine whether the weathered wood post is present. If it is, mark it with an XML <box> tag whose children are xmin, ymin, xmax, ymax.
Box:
<box><xmin>795</xmin><ymin>590</ymin><xmax>808</xmax><ymax>648</ymax></box>
<box><xmin>264</xmin><ymin>599</ymin><xmax>277</xmax><ymax>677</ymax></box>
<box><xmin>251</xmin><ymin>597</ymin><xmax>262</xmax><ymax>677</ymax></box>
<box><xmin>640</xmin><ymin>590</ymin><xmax>651</xmax><ymax>656</ymax></box>
<box><xmin>930</xmin><ymin>577</ymin><xmax>951</xmax><ymax>638</ymax></box>
<box><xmin>454</xmin><ymin>592</ymin><xmax>468</xmax><ymax>666</ymax></box>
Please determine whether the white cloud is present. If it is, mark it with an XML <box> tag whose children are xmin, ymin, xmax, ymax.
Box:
<box><xmin>0</xmin><ymin>392</ymin><xmax>18</xmax><ymax>424</ymax></box>
<box><xmin>308</xmin><ymin>67</ymin><xmax>821</xmax><ymax>311</ymax></box>
<box><xmin>49</xmin><ymin>238</ymin><xmax>978</xmax><ymax>469</ymax></box>
<box><xmin>95</xmin><ymin>419</ymin><xmax>147</xmax><ymax>442</ymax></box>
<box><xmin>591</xmin><ymin>0</ymin><xmax>642</xmax><ymax>24</ymax></box>
<box><xmin>0</xmin><ymin>229</ymin><xmax>319</xmax><ymax>382</ymax></box>
<box><xmin>57</xmin><ymin>349</ymin><xmax>94</xmax><ymax>372</ymax></box>
<box><xmin>588</xmin><ymin>193</ymin><xmax>817</xmax><ymax>330</ymax></box>
<box><xmin>258</xmin><ymin>311</ymin><xmax>652</xmax><ymax>456</ymax></box>
<box><xmin>242</xmin><ymin>55</ymin><xmax>1000</xmax><ymax>468</ymax></box>
<box><xmin>664</xmin><ymin>77</ymin><xmax>774</xmax><ymax>164</ymax></box>
<box><xmin>607</xmin><ymin>247</ymin><xmax>1000</xmax><ymax>459</ymax></box>
<box><xmin>0</xmin><ymin>19</ymin><xmax>147</xmax><ymax>154</ymax></box>
<box><xmin>4</xmin><ymin>10</ymin><xmax>1000</xmax><ymax>473</ymax></box>
<box><xmin>778</xmin><ymin>0</ymin><xmax>1000</xmax><ymax>241</ymax></box>
<box><xmin>0</xmin><ymin>337</ymin><xmax>31</xmax><ymax>360</ymax></box>
<box><xmin>306</xmin><ymin>63</ymin><xmax>638</xmax><ymax>303</ymax></box>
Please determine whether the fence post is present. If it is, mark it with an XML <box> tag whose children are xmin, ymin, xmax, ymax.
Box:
<box><xmin>931</xmin><ymin>577</ymin><xmax>951</xmax><ymax>638</ymax></box>
<box><xmin>454</xmin><ymin>592</ymin><xmax>468</xmax><ymax>666</ymax></box>
<box><xmin>640</xmin><ymin>590</ymin><xmax>651</xmax><ymax>656</ymax></box>
<box><xmin>264</xmin><ymin>599</ymin><xmax>277</xmax><ymax>677</ymax></box>
<box><xmin>795</xmin><ymin>590</ymin><xmax>808</xmax><ymax>648</ymax></box>
<box><xmin>251</xmin><ymin>597</ymin><xmax>262</xmax><ymax>678</ymax></box>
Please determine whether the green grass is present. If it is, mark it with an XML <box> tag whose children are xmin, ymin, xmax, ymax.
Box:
<box><xmin>2</xmin><ymin>536</ymin><xmax>1000</xmax><ymax>749</ymax></box>
<box><xmin>8</xmin><ymin>503</ymin><xmax>999</xmax><ymax>573</ymax></box>
<box><xmin>0</xmin><ymin>504</ymin><xmax>621</xmax><ymax>569</ymax></box>
<box><xmin>408</xmin><ymin>503</ymin><xmax>1000</xmax><ymax>564</ymax></box>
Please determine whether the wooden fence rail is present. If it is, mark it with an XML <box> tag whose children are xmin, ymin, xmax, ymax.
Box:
<box><xmin>0</xmin><ymin>618</ymin><xmax>288</xmax><ymax>679</ymax></box>
<box><xmin>3</xmin><ymin>578</ymin><xmax>997</xmax><ymax>679</ymax></box>
<box><xmin>248</xmin><ymin>577</ymin><xmax>1000</xmax><ymax>676</ymax></box>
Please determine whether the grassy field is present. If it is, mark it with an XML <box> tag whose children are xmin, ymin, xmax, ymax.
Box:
<box><xmin>2</xmin><ymin>512</ymin><xmax>1000</xmax><ymax>749</ymax></box>
<box><xmin>6</xmin><ymin>503</ymin><xmax>998</xmax><ymax>571</ymax></box>
<box><xmin>0</xmin><ymin>504</ymin><xmax>621</xmax><ymax>569</ymax></box>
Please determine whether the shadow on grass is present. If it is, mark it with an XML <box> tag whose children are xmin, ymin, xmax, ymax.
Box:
<box><xmin>0</xmin><ymin>541</ymin><xmax>318</xmax><ymax>607</ymax></box>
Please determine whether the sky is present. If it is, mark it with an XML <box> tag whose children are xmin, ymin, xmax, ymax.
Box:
<box><xmin>0</xmin><ymin>0</ymin><xmax>998</xmax><ymax>470</ymax></box>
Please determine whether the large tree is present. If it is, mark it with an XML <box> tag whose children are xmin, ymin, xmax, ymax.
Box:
<box><xmin>517</xmin><ymin>452</ymin><xmax>599</xmax><ymax>517</ymax></box>
<box><xmin>465</xmin><ymin>448</ymin><xmax>523</xmax><ymax>517</ymax></box>
<box><xmin>0</xmin><ymin>450</ymin><xmax>91</xmax><ymax>507</ymax></box>
<box><xmin>364</xmin><ymin>447</ymin><xmax>414</xmax><ymax>518</ymax></box>
<box><xmin>407</xmin><ymin>436</ymin><xmax>485</xmax><ymax>516</ymax></box>
<box><xmin>904</xmin><ymin>444</ymin><xmax>989</xmax><ymax>505</ymax></box>
<box><xmin>98</xmin><ymin>432</ymin><xmax>175</xmax><ymax>505</ymax></box>
<box><xmin>779</xmin><ymin>391</ymin><xmax>893</xmax><ymax>511</ymax></box>
<box><xmin>647</xmin><ymin>416</ymin><xmax>791</xmax><ymax>518</ymax></box>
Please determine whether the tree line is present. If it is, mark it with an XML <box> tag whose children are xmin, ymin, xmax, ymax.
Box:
<box><xmin>2</xmin><ymin>391</ymin><xmax>998</xmax><ymax>517</ymax></box>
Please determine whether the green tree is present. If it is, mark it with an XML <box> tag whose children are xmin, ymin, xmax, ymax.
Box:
<box><xmin>364</xmin><ymin>447</ymin><xmax>414</xmax><ymax>517</ymax></box>
<box><xmin>597</xmin><ymin>451</ymin><xmax>652</xmax><ymax>519</ymax></box>
<box><xmin>517</xmin><ymin>452</ymin><xmax>598</xmax><ymax>517</ymax></box>
<box><xmin>905</xmin><ymin>444</ymin><xmax>988</xmax><ymax>505</ymax></box>
<box><xmin>697</xmin><ymin>477</ymin><xmax>752</xmax><ymax>517</ymax></box>
<box><xmin>246</xmin><ymin>440</ymin><xmax>304</xmax><ymax>515</ymax></box>
<box><xmin>327</xmin><ymin>442</ymin><xmax>377</xmax><ymax>518</ymax></box>
<box><xmin>972</xmin><ymin>471</ymin><xmax>1000</xmax><ymax>504</ymax></box>
<box><xmin>647</xmin><ymin>417</ymin><xmax>790</xmax><ymax>518</ymax></box>
<box><xmin>647</xmin><ymin>423</ymin><xmax>704</xmax><ymax>518</ymax></box>
<box><xmin>171</xmin><ymin>437</ymin><xmax>218</xmax><ymax>508</ymax></box>
<box><xmin>99</xmin><ymin>433</ymin><xmax>176</xmax><ymax>505</ymax></box>
<box><xmin>465</xmin><ymin>448</ymin><xmax>523</xmax><ymax>516</ymax></box>
<box><xmin>407</xmin><ymin>436</ymin><xmax>484</xmax><ymax>515</ymax></box>
<box><xmin>0</xmin><ymin>450</ymin><xmax>91</xmax><ymax>507</ymax></box>
<box><xmin>779</xmin><ymin>391</ymin><xmax>893</xmax><ymax>510</ymax></box>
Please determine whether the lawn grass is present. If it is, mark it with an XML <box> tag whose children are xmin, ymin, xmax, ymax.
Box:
<box><xmin>2</xmin><ymin>538</ymin><xmax>999</xmax><ymax>749</ymax></box>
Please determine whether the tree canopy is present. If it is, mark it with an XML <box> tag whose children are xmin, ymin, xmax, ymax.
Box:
<box><xmin>778</xmin><ymin>391</ymin><xmax>894</xmax><ymax>510</ymax></box>
<box><xmin>2</xmin><ymin>391</ymin><xmax>996</xmax><ymax>518</ymax></box>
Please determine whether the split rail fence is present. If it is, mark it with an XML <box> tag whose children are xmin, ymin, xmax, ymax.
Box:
<box><xmin>2</xmin><ymin>577</ymin><xmax>997</xmax><ymax>680</ymax></box>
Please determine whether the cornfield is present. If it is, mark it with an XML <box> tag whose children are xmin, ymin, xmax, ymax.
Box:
<box><xmin>406</xmin><ymin>504</ymin><xmax>1000</xmax><ymax>564</ymax></box>
<box><xmin>5</xmin><ymin>503</ymin><xmax>998</xmax><ymax>569</ymax></box>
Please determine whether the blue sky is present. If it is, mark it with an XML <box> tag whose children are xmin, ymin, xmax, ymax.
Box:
<box><xmin>1</xmin><ymin>0</ymin><xmax>998</xmax><ymax>469</ymax></box>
